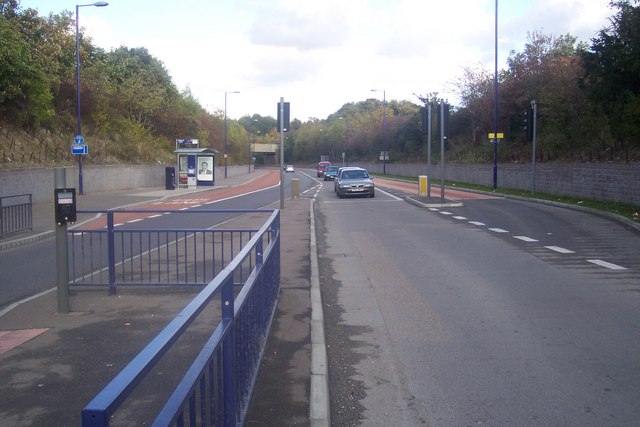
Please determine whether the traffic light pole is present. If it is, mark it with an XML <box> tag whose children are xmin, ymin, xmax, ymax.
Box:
<box><xmin>530</xmin><ymin>100</ymin><xmax>537</xmax><ymax>194</ymax></box>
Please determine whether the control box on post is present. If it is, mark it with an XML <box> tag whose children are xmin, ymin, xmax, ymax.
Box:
<box><xmin>54</xmin><ymin>188</ymin><xmax>77</xmax><ymax>225</ymax></box>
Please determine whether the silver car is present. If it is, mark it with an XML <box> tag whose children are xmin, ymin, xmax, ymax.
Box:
<box><xmin>335</xmin><ymin>167</ymin><xmax>375</xmax><ymax>198</ymax></box>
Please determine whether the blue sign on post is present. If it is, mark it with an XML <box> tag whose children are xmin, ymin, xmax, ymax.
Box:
<box><xmin>72</xmin><ymin>144</ymin><xmax>88</xmax><ymax>155</ymax></box>
<box><xmin>74</xmin><ymin>135</ymin><xmax>84</xmax><ymax>145</ymax></box>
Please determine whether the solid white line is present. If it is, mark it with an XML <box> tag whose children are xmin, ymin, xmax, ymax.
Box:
<box><xmin>469</xmin><ymin>221</ymin><xmax>485</xmax><ymax>226</ymax></box>
<box><xmin>374</xmin><ymin>188</ymin><xmax>403</xmax><ymax>201</ymax></box>
<box><xmin>489</xmin><ymin>228</ymin><xmax>509</xmax><ymax>233</ymax></box>
<box><xmin>514</xmin><ymin>236</ymin><xmax>538</xmax><ymax>242</ymax></box>
<box><xmin>587</xmin><ymin>259</ymin><xmax>627</xmax><ymax>270</ymax></box>
<box><xmin>0</xmin><ymin>287</ymin><xmax>55</xmax><ymax>318</ymax></box>
<box><xmin>545</xmin><ymin>245</ymin><xmax>575</xmax><ymax>254</ymax></box>
<box><xmin>127</xmin><ymin>218</ymin><xmax>143</xmax><ymax>223</ymax></box>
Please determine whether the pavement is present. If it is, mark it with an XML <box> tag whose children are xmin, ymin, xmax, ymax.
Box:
<box><xmin>0</xmin><ymin>169</ymin><xmax>320</xmax><ymax>426</ymax></box>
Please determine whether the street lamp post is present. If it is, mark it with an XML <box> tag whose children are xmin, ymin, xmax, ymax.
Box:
<box><xmin>76</xmin><ymin>1</ymin><xmax>108</xmax><ymax>195</ymax></box>
<box><xmin>371</xmin><ymin>89</ymin><xmax>387</xmax><ymax>174</ymax></box>
<box><xmin>492</xmin><ymin>0</ymin><xmax>499</xmax><ymax>189</ymax></box>
<box><xmin>224</xmin><ymin>90</ymin><xmax>240</xmax><ymax>179</ymax></box>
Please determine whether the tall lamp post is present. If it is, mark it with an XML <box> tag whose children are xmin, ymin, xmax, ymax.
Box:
<box><xmin>371</xmin><ymin>89</ymin><xmax>387</xmax><ymax>174</ymax></box>
<box><xmin>76</xmin><ymin>1</ymin><xmax>108</xmax><ymax>195</ymax></box>
<box><xmin>224</xmin><ymin>90</ymin><xmax>240</xmax><ymax>178</ymax></box>
<box><xmin>492</xmin><ymin>0</ymin><xmax>499</xmax><ymax>189</ymax></box>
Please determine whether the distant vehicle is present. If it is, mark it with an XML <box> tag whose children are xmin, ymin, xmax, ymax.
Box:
<box><xmin>317</xmin><ymin>161</ymin><xmax>331</xmax><ymax>177</ymax></box>
<box><xmin>285</xmin><ymin>164</ymin><xmax>295</xmax><ymax>173</ymax></box>
<box><xmin>323</xmin><ymin>165</ymin><xmax>339</xmax><ymax>181</ymax></box>
<box><xmin>335</xmin><ymin>167</ymin><xmax>375</xmax><ymax>198</ymax></box>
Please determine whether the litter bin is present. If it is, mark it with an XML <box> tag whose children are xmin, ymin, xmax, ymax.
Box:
<box><xmin>165</xmin><ymin>166</ymin><xmax>175</xmax><ymax>190</ymax></box>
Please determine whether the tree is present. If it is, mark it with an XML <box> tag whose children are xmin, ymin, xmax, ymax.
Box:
<box><xmin>582</xmin><ymin>0</ymin><xmax>640</xmax><ymax>150</ymax></box>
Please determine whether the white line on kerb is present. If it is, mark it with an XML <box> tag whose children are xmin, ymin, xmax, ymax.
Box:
<box><xmin>514</xmin><ymin>236</ymin><xmax>538</xmax><ymax>242</ymax></box>
<box><xmin>587</xmin><ymin>259</ymin><xmax>627</xmax><ymax>270</ymax></box>
<box><xmin>545</xmin><ymin>246</ymin><xmax>575</xmax><ymax>254</ymax></box>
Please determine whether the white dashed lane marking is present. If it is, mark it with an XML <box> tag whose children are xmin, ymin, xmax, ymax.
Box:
<box><xmin>488</xmin><ymin>228</ymin><xmax>509</xmax><ymax>233</ymax></box>
<box><xmin>587</xmin><ymin>259</ymin><xmax>627</xmax><ymax>270</ymax></box>
<box><xmin>428</xmin><ymin>209</ymin><xmax>629</xmax><ymax>271</ymax></box>
<box><xmin>545</xmin><ymin>246</ymin><xmax>575</xmax><ymax>254</ymax></box>
<box><xmin>514</xmin><ymin>236</ymin><xmax>538</xmax><ymax>242</ymax></box>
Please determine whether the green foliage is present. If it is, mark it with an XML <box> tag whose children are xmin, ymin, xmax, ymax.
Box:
<box><xmin>1</xmin><ymin>0</ymin><xmax>639</xmax><ymax>169</ymax></box>
<box><xmin>582</xmin><ymin>0</ymin><xmax>640</xmax><ymax>148</ymax></box>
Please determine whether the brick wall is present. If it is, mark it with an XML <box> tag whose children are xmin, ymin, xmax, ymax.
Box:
<box><xmin>357</xmin><ymin>162</ymin><xmax>640</xmax><ymax>206</ymax></box>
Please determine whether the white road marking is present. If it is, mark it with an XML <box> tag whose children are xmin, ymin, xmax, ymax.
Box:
<box><xmin>488</xmin><ymin>228</ymin><xmax>509</xmax><ymax>233</ymax></box>
<box><xmin>587</xmin><ymin>259</ymin><xmax>627</xmax><ymax>270</ymax></box>
<box><xmin>545</xmin><ymin>246</ymin><xmax>575</xmax><ymax>254</ymax></box>
<box><xmin>440</xmin><ymin>211</ymin><xmax>453</xmax><ymax>216</ymax></box>
<box><xmin>453</xmin><ymin>216</ymin><xmax>467</xmax><ymax>220</ymax></box>
<box><xmin>469</xmin><ymin>221</ymin><xmax>485</xmax><ymax>226</ymax></box>
<box><xmin>375</xmin><ymin>188</ymin><xmax>403</xmax><ymax>201</ymax></box>
<box><xmin>514</xmin><ymin>236</ymin><xmax>538</xmax><ymax>242</ymax></box>
<box><xmin>148</xmin><ymin>214</ymin><xmax>162</xmax><ymax>218</ymax></box>
<box><xmin>429</xmin><ymin>208</ymin><xmax>439</xmax><ymax>212</ymax></box>
<box><xmin>127</xmin><ymin>219</ymin><xmax>143</xmax><ymax>223</ymax></box>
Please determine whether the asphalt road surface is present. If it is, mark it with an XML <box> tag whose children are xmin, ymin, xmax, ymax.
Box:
<box><xmin>315</xmin><ymin>179</ymin><xmax>640</xmax><ymax>426</ymax></box>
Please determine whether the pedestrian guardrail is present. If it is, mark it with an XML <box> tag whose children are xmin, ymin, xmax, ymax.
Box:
<box><xmin>0</xmin><ymin>194</ymin><xmax>32</xmax><ymax>238</ymax></box>
<box><xmin>68</xmin><ymin>209</ymin><xmax>274</xmax><ymax>294</ymax></box>
<box><xmin>81</xmin><ymin>208</ymin><xmax>280</xmax><ymax>426</ymax></box>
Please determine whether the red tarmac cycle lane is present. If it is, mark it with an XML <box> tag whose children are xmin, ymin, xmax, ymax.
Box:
<box><xmin>76</xmin><ymin>169</ymin><xmax>281</xmax><ymax>231</ymax></box>
<box><xmin>374</xmin><ymin>177</ymin><xmax>498</xmax><ymax>200</ymax></box>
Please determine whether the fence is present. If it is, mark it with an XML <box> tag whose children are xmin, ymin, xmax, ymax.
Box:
<box><xmin>68</xmin><ymin>209</ymin><xmax>274</xmax><ymax>294</ymax></box>
<box><xmin>0</xmin><ymin>194</ymin><xmax>32</xmax><ymax>238</ymax></box>
<box><xmin>80</xmin><ymin>208</ymin><xmax>281</xmax><ymax>426</ymax></box>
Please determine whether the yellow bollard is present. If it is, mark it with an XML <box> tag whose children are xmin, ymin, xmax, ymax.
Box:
<box><xmin>419</xmin><ymin>175</ymin><xmax>428</xmax><ymax>196</ymax></box>
<box><xmin>291</xmin><ymin>178</ymin><xmax>300</xmax><ymax>199</ymax></box>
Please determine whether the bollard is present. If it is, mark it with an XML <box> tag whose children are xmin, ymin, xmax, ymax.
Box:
<box><xmin>291</xmin><ymin>178</ymin><xmax>300</xmax><ymax>199</ymax></box>
<box><xmin>419</xmin><ymin>175</ymin><xmax>429</xmax><ymax>196</ymax></box>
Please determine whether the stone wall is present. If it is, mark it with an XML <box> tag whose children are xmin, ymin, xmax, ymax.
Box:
<box><xmin>0</xmin><ymin>164</ymin><xmax>250</xmax><ymax>203</ymax></box>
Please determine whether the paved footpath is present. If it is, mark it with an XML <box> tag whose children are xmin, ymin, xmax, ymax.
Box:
<box><xmin>0</xmin><ymin>169</ymin><xmax>314</xmax><ymax>426</ymax></box>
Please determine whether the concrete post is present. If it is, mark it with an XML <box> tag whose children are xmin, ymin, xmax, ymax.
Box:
<box><xmin>55</xmin><ymin>167</ymin><xmax>70</xmax><ymax>313</ymax></box>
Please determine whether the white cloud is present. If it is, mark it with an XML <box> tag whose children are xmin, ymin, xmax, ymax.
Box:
<box><xmin>21</xmin><ymin>0</ymin><xmax>615</xmax><ymax>121</ymax></box>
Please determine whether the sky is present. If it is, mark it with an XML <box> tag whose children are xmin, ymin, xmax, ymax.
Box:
<box><xmin>19</xmin><ymin>0</ymin><xmax>614</xmax><ymax>122</ymax></box>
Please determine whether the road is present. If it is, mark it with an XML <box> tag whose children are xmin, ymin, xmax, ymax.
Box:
<box><xmin>316</xmin><ymin>177</ymin><xmax>640</xmax><ymax>426</ymax></box>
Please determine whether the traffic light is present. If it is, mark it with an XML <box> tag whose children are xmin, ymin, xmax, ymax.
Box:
<box><xmin>525</xmin><ymin>107</ymin><xmax>534</xmax><ymax>141</ymax></box>
<box><xmin>277</xmin><ymin>102</ymin><xmax>290</xmax><ymax>132</ymax></box>
<box><xmin>421</xmin><ymin>107</ymin><xmax>429</xmax><ymax>135</ymax></box>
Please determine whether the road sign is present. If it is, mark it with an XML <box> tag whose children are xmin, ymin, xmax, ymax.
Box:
<box><xmin>74</xmin><ymin>135</ymin><xmax>85</xmax><ymax>145</ymax></box>
<box><xmin>72</xmin><ymin>144</ymin><xmax>88</xmax><ymax>155</ymax></box>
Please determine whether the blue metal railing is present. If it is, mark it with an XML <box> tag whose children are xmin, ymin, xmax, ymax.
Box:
<box><xmin>0</xmin><ymin>194</ymin><xmax>32</xmax><ymax>237</ymax></box>
<box><xmin>81</xmin><ymin>209</ymin><xmax>280</xmax><ymax>426</ymax></box>
<box><xmin>68</xmin><ymin>209</ymin><xmax>274</xmax><ymax>294</ymax></box>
